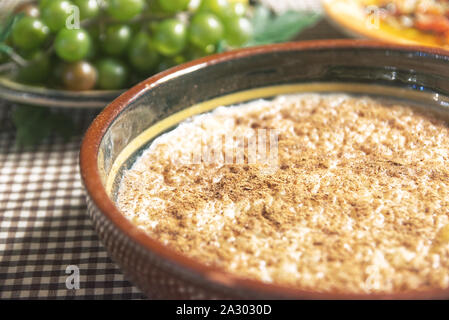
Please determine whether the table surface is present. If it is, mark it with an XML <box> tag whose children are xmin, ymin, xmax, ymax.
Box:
<box><xmin>0</xmin><ymin>17</ymin><xmax>347</xmax><ymax>299</ymax></box>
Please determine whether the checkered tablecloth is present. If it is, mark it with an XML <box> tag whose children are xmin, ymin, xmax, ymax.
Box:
<box><xmin>0</xmin><ymin>103</ymin><xmax>146</xmax><ymax>299</ymax></box>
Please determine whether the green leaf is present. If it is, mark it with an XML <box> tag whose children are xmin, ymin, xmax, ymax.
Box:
<box><xmin>247</xmin><ymin>7</ymin><xmax>321</xmax><ymax>47</ymax></box>
<box><xmin>0</xmin><ymin>43</ymin><xmax>12</xmax><ymax>54</ymax></box>
<box><xmin>48</xmin><ymin>112</ymin><xmax>76</xmax><ymax>141</ymax></box>
<box><xmin>12</xmin><ymin>105</ymin><xmax>77</xmax><ymax>147</ymax></box>
<box><xmin>0</xmin><ymin>13</ymin><xmax>23</xmax><ymax>43</ymax></box>
<box><xmin>216</xmin><ymin>39</ymin><xmax>227</xmax><ymax>53</ymax></box>
<box><xmin>12</xmin><ymin>106</ymin><xmax>51</xmax><ymax>146</ymax></box>
<box><xmin>12</xmin><ymin>105</ymin><xmax>46</xmax><ymax>127</ymax></box>
<box><xmin>252</xmin><ymin>6</ymin><xmax>271</xmax><ymax>36</ymax></box>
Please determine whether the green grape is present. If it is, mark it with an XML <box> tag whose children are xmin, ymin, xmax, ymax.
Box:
<box><xmin>187</xmin><ymin>0</ymin><xmax>201</xmax><ymax>11</ymax></box>
<box><xmin>39</xmin><ymin>0</ymin><xmax>52</xmax><ymax>10</ymax></box>
<box><xmin>189</xmin><ymin>12</ymin><xmax>224</xmax><ymax>49</ymax></box>
<box><xmin>72</xmin><ymin>0</ymin><xmax>100</xmax><ymax>20</ymax></box>
<box><xmin>100</xmin><ymin>24</ymin><xmax>132</xmax><ymax>56</ymax></box>
<box><xmin>16</xmin><ymin>50</ymin><xmax>50</xmax><ymax>84</ymax></box>
<box><xmin>199</xmin><ymin>0</ymin><xmax>231</xmax><ymax>19</ymax></box>
<box><xmin>171</xmin><ymin>54</ymin><xmax>186</xmax><ymax>65</ymax></box>
<box><xmin>54</xmin><ymin>28</ymin><xmax>91</xmax><ymax>62</ymax></box>
<box><xmin>224</xmin><ymin>16</ymin><xmax>252</xmax><ymax>47</ymax></box>
<box><xmin>106</xmin><ymin>0</ymin><xmax>144</xmax><ymax>22</ymax></box>
<box><xmin>12</xmin><ymin>17</ymin><xmax>50</xmax><ymax>51</ymax></box>
<box><xmin>41</xmin><ymin>0</ymin><xmax>75</xmax><ymax>32</ymax></box>
<box><xmin>154</xmin><ymin>19</ymin><xmax>187</xmax><ymax>56</ymax></box>
<box><xmin>96</xmin><ymin>58</ymin><xmax>129</xmax><ymax>90</ymax></box>
<box><xmin>128</xmin><ymin>32</ymin><xmax>159</xmax><ymax>73</ymax></box>
<box><xmin>185</xmin><ymin>44</ymin><xmax>215</xmax><ymax>61</ymax></box>
<box><xmin>157</xmin><ymin>0</ymin><xmax>189</xmax><ymax>12</ymax></box>
<box><xmin>229</xmin><ymin>1</ymin><xmax>246</xmax><ymax>17</ymax></box>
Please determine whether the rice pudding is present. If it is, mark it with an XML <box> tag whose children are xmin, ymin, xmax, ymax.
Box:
<box><xmin>116</xmin><ymin>94</ymin><xmax>449</xmax><ymax>293</ymax></box>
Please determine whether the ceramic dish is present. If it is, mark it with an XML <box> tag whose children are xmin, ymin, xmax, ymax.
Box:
<box><xmin>80</xmin><ymin>40</ymin><xmax>449</xmax><ymax>299</ymax></box>
<box><xmin>0</xmin><ymin>76</ymin><xmax>122</xmax><ymax>108</ymax></box>
<box><xmin>323</xmin><ymin>0</ymin><xmax>449</xmax><ymax>49</ymax></box>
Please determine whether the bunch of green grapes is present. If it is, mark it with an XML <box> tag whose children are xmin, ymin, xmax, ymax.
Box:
<box><xmin>6</xmin><ymin>0</ymin><xmax>253</xmax><ymax>91</ymax></box>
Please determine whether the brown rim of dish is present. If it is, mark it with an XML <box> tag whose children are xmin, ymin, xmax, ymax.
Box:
<box><xmin>80</xmin><ymin>39</ymin><xmax>449</xmax><ymax>299</ymax></box>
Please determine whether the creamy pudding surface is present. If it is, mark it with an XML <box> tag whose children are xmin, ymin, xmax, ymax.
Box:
<box><xmin>116</xmin><ymin>94</ymin><xmax>449</xmax><ymax>293</ymax></box>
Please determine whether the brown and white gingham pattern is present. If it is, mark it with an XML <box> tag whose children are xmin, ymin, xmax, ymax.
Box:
<box><xmin>0</xmin><ymin>101</ymin><xmax>145</xmax><ymax>299</ymax></box>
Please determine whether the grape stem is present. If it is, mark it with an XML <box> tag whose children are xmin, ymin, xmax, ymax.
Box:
<box><xmin>6</xmin><ymin>49</ymin><xmax>28</xmax><ymax>67</ymax></box>
<box><xmin>0</xmin><ymin>43</ymin><xmax>54</xmax><ymax>74</ymax></box>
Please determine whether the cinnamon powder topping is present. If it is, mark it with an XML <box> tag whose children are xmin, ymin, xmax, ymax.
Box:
<box><xmin>117</xmin><ymin>94</ymin><xmax>449</xmax><ymax>293</ymax></box>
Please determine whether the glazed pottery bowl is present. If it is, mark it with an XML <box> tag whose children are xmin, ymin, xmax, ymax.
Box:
<box><xmin>80</xmin><ymin>40</ymin><xmax>449</xmax><ymax>299</ymax></box>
